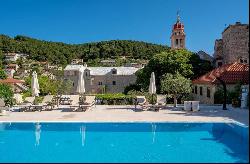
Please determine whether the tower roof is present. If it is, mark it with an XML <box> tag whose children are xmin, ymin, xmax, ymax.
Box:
<box><xmin>173</xmin><ymin>12</ymin><xmax>184</xmax><ymax>30</ymax></box>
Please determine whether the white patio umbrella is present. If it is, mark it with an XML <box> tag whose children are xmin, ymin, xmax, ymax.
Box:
<box><xmin>149</xmin><ymin>72</ymin><xmax>156</xmax><ymax>94</ymax></box>
<box><xmin>149</xmin><ymin>72</ymin><xmax>156</xmax><ymax>105</ymax></box>
<box><xmin>31</xmin><ymin>71</ymin><xmax>40</xmax><ymax>97</ymax></box>
<box><xmin>76</xmin><ymin>67</ymin><xmax>85</xmax><ymax>94</ymax></box>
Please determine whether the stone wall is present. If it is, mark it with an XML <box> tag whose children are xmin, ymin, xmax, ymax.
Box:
<box><xmin>64</xmin><ymin>70</ymin><xmax>137</xmax><ymax>94</ymax></box>
<box><xmin>222</xmin><ymin>23</ymin><xmax>249</xmax><ymax>64</ymax></box>
<box><xmin>214</xmin><ymin>22</ymin><xmax>249</xmax><ymax>67</ymax></box>
<box><xmin>213</xmin><ymin>39</ymin><xmax>224</xmax><ymax>66</ymax></box>
<box><xmin>192</xmin><ymin>84</ymin><xmax>216</xmax><ymax>104</ymax></box>
<box><xmin>192</xmin><ymin>83</ymin><xmax>241</xmax><ymax>104</ymax></box>
<box><xmin>85</xmin><ymin>74</ymin><xmax>137</xmax><ymax>93</ymax></box>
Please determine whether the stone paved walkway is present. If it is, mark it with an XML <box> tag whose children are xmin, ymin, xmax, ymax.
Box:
<box><xmin>0</xmin><ymin>105</ymin><xmax>249</xmax><ymax>126</ymax></box>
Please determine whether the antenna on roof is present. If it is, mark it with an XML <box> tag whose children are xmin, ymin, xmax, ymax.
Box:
<box><xmin>177</xmin><ymin>9</ymin><xmax>181</xmax><ymax>23</ymax></box>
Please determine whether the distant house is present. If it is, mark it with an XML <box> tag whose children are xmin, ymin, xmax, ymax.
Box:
<box><xmin>100</xmin><ymin>59</ymin><xmax>116</xmax><ymax>66</ymax></box>
<box><xmin>4</xmin><ymin>69</ymin><xmax>15</xmax><ymax>78</ymax></box>
<box><xmin>5</xmin><ymin>64</ymin><xmax>19</xmax><ymax>71</ymax></box>
<box><xmin>192</xmin><ymin>62</ymin><xmax>249</xmax><ymax>104</ymax></box>
<box><xmin>0</xmin><ymin>78</ymin><xmax>27</xmax><ymax>93</ymax></box>
<box><xmin>71</xmin><ymin>59</ymin><xmax>83</xmax><ymax>65</ymax></box>
<box><xmin>45</xmin><ymin>63</ymin><xmax>62</xmax><ymax>71</ymax></box>
<box><xmin>64</xmin><ymin>64</ymin><xmax>140</xmax><ymax>94</ymax></box>
<box><xmin>4</xmin><ymin>53</ymin><xmax>29</xmax><ymax>62</ymax></box>
<box><xmin>4</xmin><ymin>53</ymin><xmax>20</xmax><ymax>62</ymax></box>
<box><xmin>124</xmin><ymin>61</ymin><xmax>148</xmax><ymax>68</ymax></box>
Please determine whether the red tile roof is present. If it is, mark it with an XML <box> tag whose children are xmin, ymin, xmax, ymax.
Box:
<box><xmin>0</xmin><ymin>78</ymin><xmax>25</xmax><ymax>84</ymax></box>
<box><xmin>5</xmin><ymin>53</ymin><xmax>17</xmax><ymax>56</ymax></box>
<box><xmin>7</xmin><ymin>64</ymin><xmax>17</xmax><ymax>67</ymax></box>
<box><xmin>192</xmin><ymin>62</ymin><xmax>249</xmax><ymax>85</ymax></box>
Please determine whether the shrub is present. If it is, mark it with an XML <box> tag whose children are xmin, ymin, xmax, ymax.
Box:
<box><xmin>95</xmin><ymin>93</ymin><xmax>134</xmax><ymax>105</ymax></box>
<box><xmin>123</xmin><ymin>84</ymin><xmax>141</xmax><ymax>94</ymax></box>
<box><xmin>0</xmin><ymin>84</ymin><xmax>14</xmax><ymax>106</ymax></box>
<box><xmin>214</xmin><ymin>83</ymin><xmax>242</xmax><ymax>105</ymax></box>
<box><xmin>214</xmin><ymin>88</ymin><xmax>230</xmax><ymax>104</ymax></box>
<box><xmin>180</xmin><ymin>93</ymin><xmax>194</xmax><ymax>104</ymax></box>
<box><xmin>33</xmin><ymin>96</ymin><xmax>44</xmax><ymax>105</ymax></box>
<box><xmin>22</xmin><ymin>89</ymin><xmax>32</xmax><ymax>100</ymax></box>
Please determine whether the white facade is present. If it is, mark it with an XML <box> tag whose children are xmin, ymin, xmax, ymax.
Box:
<box><xmin>4</xmin><ymin>53</ymin><xmax>20</xmax><ymax>62</ymax></box>
<box><xmin>64</xmin><ymin>65</ymin><xmax>140</xmax><ymax>94</ymax></box>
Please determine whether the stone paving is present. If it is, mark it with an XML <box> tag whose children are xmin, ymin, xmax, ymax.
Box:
<box><xmin>0</xmin><ymin>105</ymin><xmax>249</xmax><ymax>126</ymax></box>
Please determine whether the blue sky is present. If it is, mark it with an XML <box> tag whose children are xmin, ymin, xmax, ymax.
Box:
<box><xmin>0</xmin><ymin>0</ymin><xmax>248</xmax><ymax>55</ymax></box>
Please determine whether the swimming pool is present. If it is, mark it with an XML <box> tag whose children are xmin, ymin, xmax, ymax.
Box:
<box><xmin>0</xmin><ymin>122</ymin><xmax>248</xmax><ymax>163</ymax></box>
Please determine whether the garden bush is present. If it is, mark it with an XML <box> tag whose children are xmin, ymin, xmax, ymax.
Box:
<box><xmin>95</xmin><ymin>93</ymin><xmax>135</xmax><ymax>105</ymax></box>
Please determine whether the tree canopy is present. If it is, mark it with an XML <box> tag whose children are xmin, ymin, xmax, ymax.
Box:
<box><xmin>160</xmin><ymin>72</ymin><xmax>192</xmax><ymax>107</ymax></box>
<box><xmin>135</xmin><ymin>49</ymin><xmax>194</xmax><ymax>91</ymax></box>
<box><xmin>0</xmin><ymin>50</ymin><xmax>4</xmax><ymax>69</ymax></box>
<box><xmin>0</xmin><ymin>69</ymin><xmax>7</xmax><ymax>79</ymax></box>
<box><xmin>0</xmin><ymin>35</ymin><xmax>170</xmax><ymax>66</ymax></box>
<box><xmin>0</xmin><ymin>83</ymin><xmax>14</xmax><ymax>106</ymax></box>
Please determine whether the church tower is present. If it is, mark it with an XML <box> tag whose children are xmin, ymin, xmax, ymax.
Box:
<box><xmin>171</xmin><ymin>12</ymin><xmax>186</xmax><ymax>49</ymax></box>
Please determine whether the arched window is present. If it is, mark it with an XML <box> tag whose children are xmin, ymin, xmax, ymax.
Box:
<box><xmin>175</xmin><ymin>39</ymin><xmax>178</xmax><ymax>45</ymax></box>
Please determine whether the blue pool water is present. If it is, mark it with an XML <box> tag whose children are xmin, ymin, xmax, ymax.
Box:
<box><xmin>0</xmin><ymin>122</ymin><xmax>248</xmax><ymax>163</ymax></box>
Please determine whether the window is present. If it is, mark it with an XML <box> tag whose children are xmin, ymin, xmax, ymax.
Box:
<box><xmin>112</xmin><ymin>69</ymin><xmax>117</xmax><ymax>74</ymax></box>
<box><xmin>218</xmin><ymin>62</ymin><xmax>223</xmax><ymax>67</ymax></box>
<box><xmin>199</xmin><ymin>87</ymin><xmax>203</xmax><ymax>96</ymax></box>
<box><xmin>192</xmin><ymin>87</ymin><xmax>194</xmax><ymax>93</ymax></box>
<box><xmin>207</xmin><ymin>87</ymin><xmax>211</xmax><ymax>98</ymax></box>
<box><xmin>195</xmin><ymin>86</ymin><xmax>197</xmax><ymax>94</ymax></box>
<box><xmin>240</xmin><ymin>59</ymin><xmax>243</xmax><ymax>63</ymax></box>
<box><xmin>72</xmin><ymin>82</ymin><xmax>74</xmax><ymax>87</ymax></box>
<box><xmin>112</xmin><ymin>81</ymin><xmax>116</xmax><ymax>85</ymax></box>
<box><xmin>85</xmin><ymin>72</ymin><xmax>88</xmax><ymax>76</ymax></box>
<box><xmin>175</xmin><ymin>39</ymin><xmax>178</xmax><ymax>45</ymax></box>
<box><xmin>91</xmin><ymin>78</ymin><xmax>94</xmax><ymax>85</ymax></box>
<box><xmin>98</xmin><ymin>82</ymin><xmax>102</xmax><ymax>85</ymax></box>
<box><xmin>180</xmin><ymin>39</ymin><xmax>182</xmax><ymax>44</ymax></box>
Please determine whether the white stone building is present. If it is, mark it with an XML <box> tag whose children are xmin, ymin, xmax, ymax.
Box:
<box><xmin>64</xmin><ymin>65</ymin><xmax>140</xmax><ymax>94</ymax></box>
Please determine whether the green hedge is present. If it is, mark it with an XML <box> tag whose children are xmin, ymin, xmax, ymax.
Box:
<box><xmin>95</xmin><ymin>93</ymin><xmax>135</xmax><ymax>105</ymax></box>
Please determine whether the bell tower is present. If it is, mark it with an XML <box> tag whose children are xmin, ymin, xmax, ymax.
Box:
<box><xmin>171</xmin><ymin>12</ymin><xmax>186</xmax><ymax>49</ymax></box>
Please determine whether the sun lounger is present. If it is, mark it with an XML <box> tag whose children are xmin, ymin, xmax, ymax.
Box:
<box><xmin>24</xmin><ymin>97</ymin><xmax>35</xmax><ymax>104</ymax></box>
<box><xmin>69</xmin><ymin>95</ymin><xmax>81</xmax><ymax>111</ymax></box>
<box><xmin>70</xmin><ymin>95</ymin><xmax>95</xmax><ymax>112</ymax></box>
<box><xmin>19</xmin><ymin>96</ymin><xmax>50</xmax><ymax>112</ymax></box>
<box><xmin>135</xmin><ymin>96</ymin><xmax>149</xmax><ymax>110</ymax></box>
<box><xmin>60</xmin><ymin>95</ymin><xmax>74</xmax><ymax>105</ymax></box>
<box><xmin>83</xmin><ymin>96</ymin><xmax>96</xmax><ymax>110</ymax></box>
<box><xmin>148</xmin><ymin>95</ymin><xmax>167</xmax><ymax>111</ymax></box>
<box><xmin>39</xmin><ymin>95</ymin><xmax>55</xmax><ymax>111</ymax></box>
